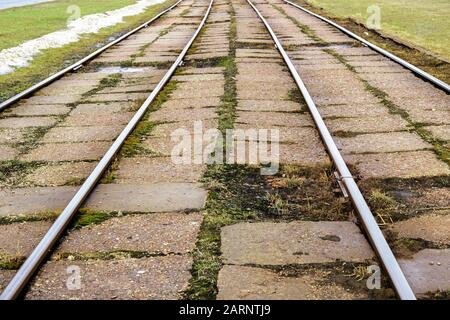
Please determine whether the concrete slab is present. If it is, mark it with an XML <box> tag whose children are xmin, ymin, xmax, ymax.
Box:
<box><xmin>62</xmin><ymin>113</ymin><xmax>134</xmax><ymax>126</ymax></box>
<box><xmin>425</xmin><ymin>125</ymin><xmax>450</xmax><ymax>141</ymax></box>
<box><xmin>116</xmin><ymin>157</ymin><xmax>204</xmax><ymax>183</ymax></box>
<box><xmin>217</xmin><ymin>265</ymin><xmax>367</xmax><ymax>300</ymax></box>
<box><xmin>0</xmin><ymin>128</ymin><xmax>26</xmax><ymax>144</ymax></box>
<box><xmin>0</xmin><ymin>221</ymin><xmax>52</xmax><ymax>256</ymax></box>
<box><xmin>24</xmin><ymin>95</ymin><xmax>81</xmax><ymax>105</ymax></box>
<box><xmin>160</xmin><ymin>97</ymin><xmax>221</xmax><ymax>110</ymax></box>
<box><xmin>336</xmin><ymin>132</ymin><xmax>431</xmax><ymax>154</ymax></box>
<box><xmin>0</xmin><ymin>145</ymin><xmax>18</xmax><ymax>161</ymax></box>
<box><xmin>319</xmin><ymin>104</ymin><xmax>390</xmax><ymax>118</ymax></box>
<box><xmin>42</xmin><ymin>126</ymin><xmax>122</xmax><ymax>143</ymax></box>
<box><xmin>0</xmin><ymin>270</ymin><xmax>15</xmax><ymax>292</ymax></box>
<box><xmin>0</xmin><ymin>186</ymin><xmax>78</xmax><ymax>217</ymax></box>
<box><xmin>84</xmin><ymin>183</ymin><xmax>207</xmax><ymax>213</ymax></box>
<box><xmin>221</xmin><ymin>221</ymin><xmax>374</xmax><ymax>265</ymax></box>
<box><xmin>237</xmin><ymin>100</ymin><xmax>301</xmax><ymax>112</ymax></box>
<box><xmin>0</xmin><ymin>117</ymin><xmax>57</xmax><ymax>129</ymax></box>
<box><xmin>58</xmin><ymin>212</ymin><xmax>202</xmax><ymax>254</ymax></box>
<box><xmin>7</xmin><ymin>104</ymin><xmax>70</xmax><ymax>116</ymax></box>
<box><xmin>237</xmin><ymin>111</ymin><xmax>313</xmax><ymax>127</ymax></box>
<box><xmin>26</xmin><ymin>255</ymin><xmax>192</xmax><ymax>300</ymax></box>
<box><xmin>346</xmin><ymin>151</ymin><xmax>450</xmax><ymax>179</ymax></box>
<box><xmin>22</xmin><ymin>142</ymin><xmax>111</xmax><ymax>162</ymax></box>
<box><xmin>326</xmin><ymin>116</ymin><xmax>408</xmax><ymax>133</ymax></box>
<box><xmin>388</xmin><ymin>213</ymin><xmax>450</xmax><ymax>245</ymax></box>
<box><xmin>399</xmin><ymin>249</ymin><xmax>450</xmax><ymax>296</ymax></box>
<box><xmin>24</xmin><ymin>162</ymin><xmax>97</xmax><ymax>186</ymax></box>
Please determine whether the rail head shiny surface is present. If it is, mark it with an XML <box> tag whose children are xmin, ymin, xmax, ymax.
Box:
<box><xmin>282</xmin><ymin>0</ymin><xmax>450</xmax><ymax>94</ymax></box>
<box><xmin>0</xmin><ymin>0</ymin><xmax>214</xmax><ymax>300</ymax></box>
<box><xmin>0</xmin><ymin>0</ymin><xmax>185</xmax><ymax>112</ymax></box>
<box><xmin>246</xmin><ymin>0</ymin><xmax>416</xmax><ymax>300</ymax></box>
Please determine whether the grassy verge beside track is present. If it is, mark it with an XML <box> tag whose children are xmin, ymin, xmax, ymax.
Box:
<box><xmin>0</xmin><ymin>0</ymin><xmax>139</xmax><ymax>50</ymax></box>
<box><xmin>0</xmin><ymin>0</ymin><xmax>176</xmax><ymax>103</ymax></box>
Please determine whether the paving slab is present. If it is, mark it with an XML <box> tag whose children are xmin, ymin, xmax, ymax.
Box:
<box><xmin>335</xmin><ymin>132</ymin><xmax>431</xmax><ymax>154</ymax></box>
<box><xmin>0</xmin><ymin>145</ymin><xmax>18</xmax><ymax>161</ymax></box>
<box><xmin>150</xmin><ymin>119</ymin><xmax>218</xmax><ymax>137</ymax></box>
<box><xmin>237</xmin><ymin>111</ymin><xmax>313</xmax><ymax>127</ymax></box>
<box><xmin>143</xmin><ymin>135</ymin><xmax>218</xmax><ymax>157</ymax></box>
<box><xmin>237</xmin><ymin>100</ymin><xmax>301</xmax><ymax>112</ymax></box>
<box><xmin>26</xmin><ymin>255</ymin><xmax>192</xmax><ymax>300</ymax></box>
<box><xmin>6</xmin><ymin>104</ymin><xmax>70</xmax><ymax>116</ymax></box>
<box><xmin>150</xmin><ymin>107</ymin><xmax>217</xmax><ymax>123</ymax></box>
<box><xmin>38</xmin><ymin>84</ymin><xmax>97</xmax><ymax>96</ymax></box>
<box><xmin>425</xmin><ymin>125</ymin><xmax>450</xmax><ymax>141</ymax></box>
<box><xmin>0</xmin><ymin>186</ymin><xmax>78</xmax><ymax>217</ymax></box>
<box><xmin>116</xmin><ymin>157</ymin><xmax>204</xmax><ymax>183</ymax></box>
<box><xmin>278</xmin><ymin>142</ymin><xmax>330</xmax><ymax>165</ymax></box>
<box><xmin>97</xmin><ymin>84</ymin><xmax>155</xmax><ymax>94</ymax></box>
<box><xmin>0</xmin><ymin>221</ymin><xmax>52</xmax><ymax>256</ymax></box>
<box><xmin>71</xmin><ymin>102</ymin><xmax>131</xmax><ymax>114</ymax></box>
<box><xmin>24</xmin><ymin>95</ymin><xmax>81</xmax><ymax>105</ymax></box>
<box><xmin>179</xmin><ymin>67</ymin><xmax>223</xmax><ymax>74</ymax></box>
<box><xmin>217</xmin><ymin>265</ymin><xmax>367</xmax><ymax>300</ymax></box>
<box><xmin>86</xmin><ymin>93</ymin><xmax>148</xmax><ymax>103</ymax></box>
<box><xmin>399</xmin><ymin>249</ymin><xmax>450</xmax><ymax>296</ymax></box>
<box><xmin>221</xmin><ymin>221</ymin><xmax>374</xmax><ymax>265</ymax></box>
<box><xmin>22</xmin><ymin>142</ymin><xmax>111</xmax><ymax>162</ymax></box>
<box><xmin>58</xmin><ymin>212</ymin><xmax>202</xmax><ymax>254</ymax></box>
<box><xmin>408</xmin><ymin>110</ymin><xmax>450</xmax><ymax>126</ymax></box>
<box><xmin>319</xmin><ymin>104</ymin><xmax>390</xmax><ymax>118</ymax></box>
<box><xmin>24</xmin><ymin>162</ymin><xmax>97</xmax><ymax>186</ymax></box>
<box><xmin>0</xmin><ymin>128</ymin><xmax>26</xmax><ymax>144</ymax></box>
<box><xmin>171</xmin><ymin>86</ymin><xmax>224</xmax><ymax>99</ymax></box>
<box><xmin>0</xmin><ymin>117</ymin><xmax>57</xmax><ymax>129</ymax></box>
<box><xmin>388</xmin><ymin>213</ymin><xmax>450</xmax><ymax>245</ymax></box>
<box><xmin>42</xmin><ymin>126</ymin><xmax>122</xmax><ymax>143</ymax></box>
<box><xmin>326</xmin><ymin>115</ymin><xmax>408</xmax><ymax>133</ymax></box>
<box><xmin>0</xmin><ymin>270</ymin><xmax>15</xmax><ymax>292</ymax></box>
<box><xmin>345</xmin><ymin>151</ymin><xmax>450</xmax><ymax>179</ymax></box>
<box><xmin>172</xmin><ymin>74</ymin><xmax>223</xmax><ymax>82</ymax></box>
<box><xmin>62</xmin><ymin>113</ymin><xmax>134</xmax><ymax>126</ymax></box>
<box><xmin>84</xmin><ymin>183</ymin><xmax>207</xmax><ymax>213</ymax></box>
<box><xmin>160</xmin><ymin>97</ymin><xmax>221</xmax><ymax>110</ymax></box>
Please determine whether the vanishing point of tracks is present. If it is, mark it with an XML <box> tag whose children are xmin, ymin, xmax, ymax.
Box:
<box><xmin>1</xmin><ymin>0</ymin><xmax>449</xmax><ymax>300</ymax></box>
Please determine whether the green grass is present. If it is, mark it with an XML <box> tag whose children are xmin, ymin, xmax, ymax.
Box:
<box><xmin>0</xmin><ymin>0</ymin><xmax>137</xmax><ymax>50</ymax></box>
<box><xmin>0</xmin><ymin>0</ymin><xmax>176</xmax><ymax>102</ymax></box>
<box><xmin>304</xmin><ymin>0</ymin><xmax>450</xmax><ymax>61</ymax></box>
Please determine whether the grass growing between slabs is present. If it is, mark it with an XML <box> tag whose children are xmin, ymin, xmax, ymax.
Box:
<box><xmin>0</xmin><ymin>0</ymin><xmax>178</xmax><ymax>103</ymax></box>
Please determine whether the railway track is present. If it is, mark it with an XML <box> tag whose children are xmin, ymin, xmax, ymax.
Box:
<box><xmin>0</xmin><ymin>0</ymin><xmax>449</xmax><ymax>300</ymax></box>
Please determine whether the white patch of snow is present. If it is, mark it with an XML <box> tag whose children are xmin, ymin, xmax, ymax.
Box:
<box><xmin>98</xmin><ymin>66</ymin><xmax>147</xmax><ymax>74</ymax></box>
<box><xmin>0</xmin><ymin>0</ymin><xmax>165</xmax><ymax>75</ymax></box>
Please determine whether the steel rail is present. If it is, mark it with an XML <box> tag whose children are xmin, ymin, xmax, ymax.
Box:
<box><xmin>246</xmin><ymin>0</ymin><xmax>416</xmax><ymax>300</ymax></box>
<box><xmin>0</xmin><ymin>0</ymin><xmax>214</xmax><ymax>300</ymax></box>
<box><xmin>0</xmin><ymin>0</ymin><xmax>185</xmax><ymax>112</ymax></box>
<box><xmin>282</xmin><ymin>0</ymin><xmax>450</xmax><ymax>93</ymax></box>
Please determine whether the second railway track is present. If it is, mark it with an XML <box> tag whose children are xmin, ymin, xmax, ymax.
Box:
<box><xmin>0</xmin><ymin>0</ymin><xmax>449</xmax><ymax>300</ymax></box>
